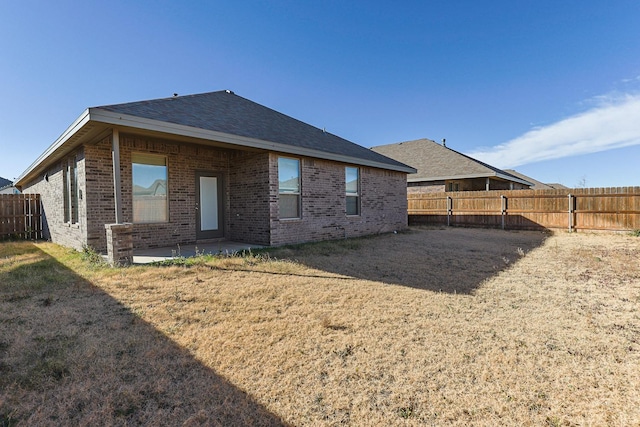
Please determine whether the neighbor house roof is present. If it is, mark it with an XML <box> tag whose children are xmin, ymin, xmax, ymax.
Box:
<box><xmin>371</xmin><ymin>138</ymin><xmax>531</xmax><ymax>186</ymax></box>
<box><xmin>17</xmin><ymin>91</ymin><xmax>415</xmax><ymax>186</ymax></box>
<box><xmin>0</xmin><ymin>177</ymin><xmax>12</xmax><ymax>189</ymax></box>
<box><xmin>503</xmin><ymin>169</ymin><xmax>569</xmax><ymax>190</ymax></box>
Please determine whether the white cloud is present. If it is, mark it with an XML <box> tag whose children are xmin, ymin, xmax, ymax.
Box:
<box><xmin>467</xmin><ymin>93</ymin><xmax>640</xmax><ymax>169</ymax></box>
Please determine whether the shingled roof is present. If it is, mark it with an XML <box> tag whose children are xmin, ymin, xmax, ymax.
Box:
<box><xmin>0</xmin><ymin>177</ymin><xmax>13</xmax><ymax>189</ymax></box>
<box><xmin>504</xmin><ymin>169</ymin><xmax>569</xmax><ymax>190</ymax></box>
<box><xmin>17</xmin><ymin>91</ymin><xmax>414</xmax><ymax>186</ymax></box>
<box><xmin>371</xmin><ymin>138</ymin><xmax>531</xmax><ymax>186</ymax></box>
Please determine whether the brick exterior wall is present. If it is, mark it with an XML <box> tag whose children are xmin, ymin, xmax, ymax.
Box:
<box><xmin>23</xmin><ymin>131</ymin><xmax>409</xmax><ymax>252</ymax></box>
<box><xmin>228</xmin><ymin>152</ymin><xmax>271</xmax><ymax>245</ymax></box>
<box><xmin>84</xmin><ymin>137</ymin><xmax>116</xmax><ymax>251</ymax></box>
<box><xmin>408</xmin><ymin>181</ymin><xmax>445</xmax><ymax>194</ymax></box>
<box><xmin>21</xmin><ymin>148</ymin><xmax>88</xmax><ymax>251</ymax></box>
<box><xmin>268</xmin><ymin>153</ymin><xmax>408</xmax><ymax>246</ymax></box>
<box><xmin>115</xmin><ymin>135</ymin><xmax>234</xmax><ymax>251</ymax></box>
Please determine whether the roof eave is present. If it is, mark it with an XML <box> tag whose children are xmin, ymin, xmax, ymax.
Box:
<box><xmin>89</xmin><ymin>109</ymin><xmax>416</xmax><ymax>173</ymax></box>
<box><xmin>15</xmin><ymin>109</ymin><xmax>92</xmax><ymax>187</ymax></box>
<box><xmin>408</xmin><ymin>172</ymin><xmax>532</xmax><ymax>186</ymax></box>
<box><xmin>17</xmin><ymin>107</ymin><xmax>415</xmax><ymax>188</ymax></box>
<box><xmin>494</xmin><ymin>172</ymin><xmax>533</xmax><ymax>186</ymax></box>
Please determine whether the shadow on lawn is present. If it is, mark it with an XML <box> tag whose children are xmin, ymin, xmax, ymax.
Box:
<box><xmin>0</xmin><ymin>243</ymin><xmax>287</xmax><ymax>426</ymax></box>
<box><xmin>265</xmin><ymin>227</ymin><xmax>550</xmax><ymax>295</ymax></box>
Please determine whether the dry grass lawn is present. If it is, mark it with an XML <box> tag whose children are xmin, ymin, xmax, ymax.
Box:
<box><xmin>1</xmin><ymin>227</ymin><xmax>639</xmax><ymax>426</ymax></box>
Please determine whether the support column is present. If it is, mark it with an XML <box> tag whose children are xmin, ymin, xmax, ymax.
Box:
<box><xmin>105</xmin><ymin>223</ymin><xmax>133</xmax><ymax>266</ymax></box>
<box><xmin>112</xmin><ymin>129</ymin><xmax>123</xmax><ymax>224</ymax></box>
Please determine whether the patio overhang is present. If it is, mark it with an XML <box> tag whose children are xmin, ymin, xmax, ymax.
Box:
<box><xmin>17</xmin><ymin>107</ymin><xmax>414</xmax><ymax>189</ymax></box>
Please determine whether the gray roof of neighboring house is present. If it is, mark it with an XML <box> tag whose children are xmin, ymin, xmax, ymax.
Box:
<box><xmin>0</xmin><ymin>177</ymin><xmax>13</xmax><ymax>189</ymax></box>
<box><xmin>371</xmin><ymin>138</ymin><xmax>532</xmax><ymax>186</ymax></box>
<box><xmin>503</xmin><ymin>169</ymin><xmax>569</xmax><ymax>190</ymax></box>
<box><xmin>16</xmin><ymin>91</ymin><xmax>414</xmax><ymax>187</ymax></box>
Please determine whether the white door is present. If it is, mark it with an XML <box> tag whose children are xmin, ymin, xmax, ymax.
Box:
<box><xmin>196</xmin><ymin>172</ymin><xmax>223</xmax><ymax>239</ymax></box>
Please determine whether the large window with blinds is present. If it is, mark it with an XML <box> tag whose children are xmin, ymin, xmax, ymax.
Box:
<box><xmin>278</xmin><ymin>157</ymin><xmax>300</xmax><ymax>219</ymax></box>
<box><xmin>132</xmin><ymin>153</ymin><xmax>168</xmax><ymax>223</ymax></box>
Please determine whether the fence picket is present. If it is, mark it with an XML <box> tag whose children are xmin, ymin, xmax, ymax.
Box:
<box><xmin>408</xmin><ymin>187</ymin><xmax>640</xmax><ymax>231</ymax></box>
<box><xmin>0</xmin><ymin>194</ymin><xmax>43</xmax><ymax>240</ymax></box>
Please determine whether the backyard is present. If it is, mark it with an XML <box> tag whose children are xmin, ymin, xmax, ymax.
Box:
<box><xmin>1</xmin><ymin>227</ymin><xmax>639</xmax><ymax>426</ymax></box>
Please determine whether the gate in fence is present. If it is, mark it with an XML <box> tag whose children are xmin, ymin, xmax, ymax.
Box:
<box><xmin>0</xmin><ymin>194</ymin><xmax>43</xmax><ymax>240</ymax></box>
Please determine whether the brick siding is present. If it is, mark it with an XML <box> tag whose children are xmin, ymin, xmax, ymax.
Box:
<box><xmin>23</xmin><ymin>131</ymin><xmax>409</xmax><ymax>252</ymax></box>
<box><xmin>21</xmin><ymin>148</ymin><xmax>87</xmax><ymax>251</ymax></box>
<box><xmin>115</xmin><ymin>134</ymin><xmax>234</xmax><ymax>251</ymax></box>
<box><xmin>228</xmin><ymin>151</ymin><xmax>271</xmax><ymax>245</ymax></box>
<box><xmin>268</xmin><ymin>153</ymin><xmax>408</xmax><ymax>246</ymax></box>
<box><xmin>408</xmin><ymin>181</ymin><xmax>446</xmax><ymax>193</ymax></box>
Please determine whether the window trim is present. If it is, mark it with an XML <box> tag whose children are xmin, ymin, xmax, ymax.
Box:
<box><xmin>63</xmin><ymin>155</ymin><xmax>79</xmax><ymax>224</ymax></box>
<box><xmin>345</xmin><ymin>166</ymin><xmax>360</xmax><ymax>216</ymax></box>
<box><xmin>278</xmin><ymin>156</ymin><xmax>301</xmax><ymax>219</ymax></box>
<box><xmin>131</xmin><ymin>153</ymin><xmax>169</xmax><ymax>224</ymax></box>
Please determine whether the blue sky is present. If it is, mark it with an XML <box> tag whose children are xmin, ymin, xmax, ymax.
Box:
<box><xmin>1</xmin><ymin>1</ymin><xmax>639</xmax><ymax>188</ymax></box>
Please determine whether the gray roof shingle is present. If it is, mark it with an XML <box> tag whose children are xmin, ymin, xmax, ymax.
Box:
<box><xmin>371</xmin><ymin>138</ymin><xmax>531</xmax><ymax>185</ymax></box>
<box><xmin>97</xmin><ymin>91</ymin><xmax>412</xmax><ymax>171</ymax></box>
<box><xmin>504</xmin><ymin>169</ymin><xmax>568</xmax><ymax>190</ymax></box>
<box><xmin>0</xmin><ymin>177</ymin><xmax>13</xmax><ymax>189</ymax></box>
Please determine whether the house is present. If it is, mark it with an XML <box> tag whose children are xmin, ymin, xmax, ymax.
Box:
<box><xmin>371</xmin><ymin>138</ymin><xmax>531</xmax><ymax>193</ymax></box>
<box><xmin>0</xmin><ymin>177</ymin><xmax>19</xmax><ymax>194</ymax></box>
<box><xmin>503</xmin><ymin>169</ymin><xmax>569</xmax><ymax>190</ymax></box>
<box><xmin>15</xmin><ymin>91</ymin><xmax>415</xmax><ymax>262</ymax></box>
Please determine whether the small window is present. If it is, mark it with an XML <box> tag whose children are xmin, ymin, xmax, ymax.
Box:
<box><xmin>63</xmin><ymin>156</ymin><xmax>79</xmax><ymax>224</ymax></box>
<box><xmin>278</xmin><ymin>157</ymin><xmax>300</xmax><ymax>219</ymax></box>
<box><xmin>132</xmin><ymin>153</ymin><xmax>168</xmax><ymax>223</ymax></box>
<box><xmin>346</xmin><ymin>166</ymin><xmax>360</xmax><ymax>216</ymax></box>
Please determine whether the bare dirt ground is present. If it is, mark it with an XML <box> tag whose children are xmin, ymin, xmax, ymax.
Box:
<box><xmin>1</xmin><ymin>227</ymin><xmax>639</xmax><ymax>426</ymax></box>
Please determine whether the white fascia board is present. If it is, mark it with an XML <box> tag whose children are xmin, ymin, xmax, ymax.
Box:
<box><xmin>15</xmin><ymin>109</ymin><xmax>91</xmax><ymax>186</ymax></box>
<box><xmin>88</xmin><ymin>108</ymin><xmax>416</xmax><ymax>174</ymax></box>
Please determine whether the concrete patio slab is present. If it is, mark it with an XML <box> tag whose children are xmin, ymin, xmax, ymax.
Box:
<box><xmin>132</xmin><ymin>241</ymin><xmax>264</xmax><ymax>264</ymax></box>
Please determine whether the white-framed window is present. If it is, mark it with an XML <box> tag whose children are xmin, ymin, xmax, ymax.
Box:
<box><xmin>278</xmin><ymin>157</ymin><xmax>300</xmax><ymax>219</ymax></box>
<box><xmin>345</xmin><ymin>166</ymin><xmax>360</xmax><ymax>216</ymax></box>
<box><xmin>132</xmin><ymin>153</ymin><xmax>168</xmax><ymax>223</ymax></box>
<box><xmin>63</xmin><ymin>155</ymin><xmax>79</xmax><ymax>224</ymax></box>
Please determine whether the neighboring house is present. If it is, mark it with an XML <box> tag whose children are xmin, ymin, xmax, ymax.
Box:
<box><xmin>503</xmin><ymin>169</ymin><xmax>569</xmax><ymax>190</ymax></box>
<box><xmin>15</xmin><ymin>91</ymin><xmax>415</xmax><ymax>254</ymax></box>
<box><xmin>0</xmin><ymin>177</ymin><xmax>19</xmax><ymax>194</ymax></box>
<box><xmin>371</xmin><ymin>138</ymin><xmax>531</xmax><ymax>193</ymax></box>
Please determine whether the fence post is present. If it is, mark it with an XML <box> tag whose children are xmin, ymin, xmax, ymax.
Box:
<box><xmin>447</xmin><ymin>196</ymin><xmax>452</xmax><ymax>226</ymax></box>
<box><xmin>568</xmin><ymin>194</ymin><xmax>575</xmax><ymax>232</ymax></box>
<box><xmin>501</xmin><ymin>195</ymin><xmax>507</xmax><ymax>230</ymax></box>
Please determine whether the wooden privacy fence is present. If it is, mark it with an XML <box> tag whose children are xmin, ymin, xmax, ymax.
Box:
<box><xmin>0</xmin><ymin>194</ymin><xmax>43</xmax><ymax>240</ymax></box>
<box><xmin>408</xmin><ymin>187</ymin><xmax>640</xmax><ymax>232</ymax></box>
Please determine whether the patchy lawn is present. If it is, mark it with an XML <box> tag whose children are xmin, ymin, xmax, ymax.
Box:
<box><xmin>1</xmin><ymin>227</ymin><xmax>639</xmax><ymax>426</ymax></box>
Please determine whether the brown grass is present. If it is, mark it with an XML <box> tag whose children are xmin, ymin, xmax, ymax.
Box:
<box><xmin>1</xmin><ymin>227</ymin><xmax>639</xmax><ymax>426</ymax></box>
